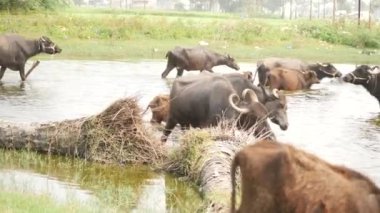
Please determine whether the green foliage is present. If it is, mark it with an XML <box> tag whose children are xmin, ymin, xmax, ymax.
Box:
<box><xmin>298</xmin><ymin>21</ymin><xmax>380</xmax><ymax>48</ymax></box>
<box><xmin>0</xmin><ymin>0</ymin><xmax>69</xmax><ymax>11</ymax></box>
<box><xmin>167</xmin><ymin>129</ymin><xmax>212</xmax><ymax>179</ymax></box>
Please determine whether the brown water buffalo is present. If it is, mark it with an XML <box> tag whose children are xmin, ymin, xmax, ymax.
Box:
<box><xmin>143</xmin><ymin>94</ymin><xmax>170</xmax><ymax>124</ymax></box>
<box><xmin>161</xmin><ymin>46</ymin><xmax>240</xmax><ymax>78</ymax></box>
<box><xmin>256</xmin><ymin>57</ymin><xmax>341</xmax><ymax>86</ymax></box>
<box><xmin>266</xmin><ymin>68</ymin><xmax>320</xmax><ymax>91</ymax></box>
<box><xmin>223</xmin><ymin>73</ymin><xmax>288</xmax><ymax>130</ymax></box>
<box><xmin>0</xmin><ymin>34</ymin><xmax>62</xmax><ymax>81</ymax></box>
<box><xmin>161</xmin><ymin>74</ymin><xmax>274</xmax><ymax>142</ymax></box>
<box><xmin>231</xmin><ymin>140</ymin><xmax>380</xmax><ymax>213</ymax></box>
<box><xmin>343</xmin><ymin>65</ymin><xmax>380</xmax><ymax>104</ymax></box>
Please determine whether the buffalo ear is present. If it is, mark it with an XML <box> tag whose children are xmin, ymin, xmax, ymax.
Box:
<box><xmin>305</xmin><ymin>71</ymin><xmax>315</xmax><ymax>79</ymax></box>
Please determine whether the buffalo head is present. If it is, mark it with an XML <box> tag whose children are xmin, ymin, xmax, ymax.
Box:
<box><xmin>229</xmin><ymin>89</ymin><xmax>274</xmax><ymax>138</ymax></box>
<box><xmin>39</xmin><ymin>36</ymin><xmax>62</xmax><ymax>54</ymax></box>
<box><xmin>261</xmin><ymin>87</ymin><xmax>289</xmax><ymax>130</ymax></box>
<box><xmin>343</xmin><ymin>65</ymin><xmax>373</xmax><ymax>85</ymax></box>
<box><xmin>315</xmin><ymin>63</ymin><xmax>342</xmax><ymax>78</ymax></box>
<box><xmin>225</xmin><ymin>54</ymin><xmax>240</xmax><ymax>70</ymax></box>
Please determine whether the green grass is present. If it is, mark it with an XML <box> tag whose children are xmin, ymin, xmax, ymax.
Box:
<box><xmin>0</xmin><ymin>8</ymin><xmax>379</xmax><ymax>63</ymax></box>
<box><xmin>0</xmin><ymin>190</ymin><xmax>95</xmax><ymax>213</ymax></box>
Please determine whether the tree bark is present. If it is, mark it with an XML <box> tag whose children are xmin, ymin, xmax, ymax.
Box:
<box><xmin>0</xmin><ymin>119</ymin><xmax>85</xmax><ymax>156</ymax></box>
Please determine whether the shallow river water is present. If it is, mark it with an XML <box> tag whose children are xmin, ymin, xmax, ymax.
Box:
<box><xmin>0</xmin><ymin>60</ymin><xmax>379</xmax><ymax>209</ymax></box>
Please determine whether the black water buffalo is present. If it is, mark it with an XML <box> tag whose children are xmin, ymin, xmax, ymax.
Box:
<box><xmin>161</xmin><ymin>74</ymin><xmax>273</xmax><ymax>142</ymax></box>
<box><xmin>161</xmin><ymin>46</ymin><xmax>240</xmax><ymax>78</ymax></box>
<box><xmin>231</xmin><ymin>140</ymin><xmax>380</xmax><ymax>213</ymax></box>
<box><xmin>343</xmin><ymin>65</ymin><xmax>380</xmax><ymax>104</ymax></box>
<box><xmin>256</xmin><ymin>57</ymin><xmax>341</xmax><ymax>86</ymax></box>
<box><xmin>0</xmin><ymin>34</ymin><xmax>62</xmax><ymax>81</ymax></box>
<box><xmin>223</xmin><ymin>73</ymin><xmax>289</xmax><ymax>130</ymax></box>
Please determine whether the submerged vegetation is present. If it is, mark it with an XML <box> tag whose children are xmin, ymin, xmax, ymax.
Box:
<box><xmin>0</xmin><ymin>190</ymin><xmax>92</xmax><ymax>213</ymax></box>
<box><xmin>0</xmin><ymin>8</ymin><xmax>378</xmax><ymax>62</ymax></box>
<box><xmin>164</xmin><ymin>121</ymin><xmax>269</xmax><ymax>211</ymax></box>
<box><xmin>0</xmin><ymin>149</ymin><xmax>204</xmax><ymax>212</ymax></box>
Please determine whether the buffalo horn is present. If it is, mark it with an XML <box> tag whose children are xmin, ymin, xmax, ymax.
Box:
<box><xmin>242</xmin><ymin>89</ymin><xmax>259</xmax><ymax>103</ymax></box>
<box><xmin>272</xmin><ymin>89</ymin><xmax>280</xmax><ymax>99</ymax></box>
<box><xmin>370</xmin><ymin>66</ymin><xmax>380</xmax><ymax>74</ymax></box>
<box><xmin>229</xmin><ymin>93</ymin><xmax>249</xmax><ymax>114</ymax></box>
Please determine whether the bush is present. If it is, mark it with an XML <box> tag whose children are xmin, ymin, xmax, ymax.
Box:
<box><xmin>298</xmin><ymin>21</ymin><xmax>380</xmax><ymax>48</ymax></box>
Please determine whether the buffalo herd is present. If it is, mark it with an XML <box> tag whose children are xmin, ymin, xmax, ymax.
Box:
<box><xmin>151</xmin><ymin>47</ymin><xmax>380</xmax><ymax>212</ymax></box>
<box><xmin>1</xmin><ymin>34</ymin><xmax>379</xmax><ymax>212</ymax></box>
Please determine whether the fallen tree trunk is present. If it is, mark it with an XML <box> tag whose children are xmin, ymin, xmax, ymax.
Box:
<box><xmin>0</xmin><ymin>118</ymin><xmax>84</xmax><ymax>156</ymax></box>
<box><xmin>0</xmin><ymin>97</ymin><xmax>163</xmax><ymax>165</ymax></box>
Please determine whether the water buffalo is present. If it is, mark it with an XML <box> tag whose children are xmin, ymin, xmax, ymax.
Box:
<box><xmin>143</xmin><ymin>94</ymin><xmax>170</xmax><ymax>124</ymax></box>
<box><xmin>223</xmin><ymin>73</ymin><xmax>288</xmax><ymax>130</ymax></box>
<box><xmin>0</xmin><ymin>34</ymin><xmax>62</xmax><ymax>81</ymax></box>
<box><xmin>266</xmin><ymin>68</ymin><xmax>320</xmax><ymax>91</ymax></box>
<box><xmin>343</xmin><ymin>65</ymin><xmax>380</xmax><ymax>104</ymax></box>
<box><xmin>256</xmin><ymin>57</ymin><xmax>341</xmax><ymax>86</ymax></box>
<box><xmin>231</xmin><ymin>140</ymin><xmax>380</xmax><ymax>213</ymax></box>
<box><xmin>161</xmin><ymin>46</ymin><xmax>240</xmax><ymax>78</ymax></box>
<box><xmin>161</xmin><ymin>74</ymin><xmax>273</xmax><ymax>142</ymax></box>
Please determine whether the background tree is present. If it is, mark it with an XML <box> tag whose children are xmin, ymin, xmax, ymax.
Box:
<box><xmin>0</xmin><ymin>0</ymin><xmax>69</xmax><ymax>11</ymax></box>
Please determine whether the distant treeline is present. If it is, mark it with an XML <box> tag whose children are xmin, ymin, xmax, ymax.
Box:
<box><xmin>0</xmin><ymin>0</ymin><xmax>69</xmax><ymax>11</ymax></box>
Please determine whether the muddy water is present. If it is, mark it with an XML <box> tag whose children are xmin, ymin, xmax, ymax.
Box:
<box><xmin>0</xmin><ymin>60</ymin><xmax>379</xmax><ymax>208</ymax></box>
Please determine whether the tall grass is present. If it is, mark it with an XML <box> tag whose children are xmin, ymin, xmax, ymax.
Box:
<box><xmin>0</xmin><ymin>8</ymin><xmax>379</xmax><ymax>62</ymax></box>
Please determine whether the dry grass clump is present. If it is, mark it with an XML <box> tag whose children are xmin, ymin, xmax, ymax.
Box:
<box><xmin>163</xmin><ymin>120</ymin><xmax>270</xmax><ymax>212</ymax></box>
<box><xmin>164</xmin><ymin>119</ymin><xmax>270</xmax><ymax>178</ymax></box>
<box><xmin>79</xmin><ymin>97</ymin><xmax>164</xmax><ymax>165</ymax></box>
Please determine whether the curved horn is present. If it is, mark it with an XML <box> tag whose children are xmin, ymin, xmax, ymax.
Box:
<box><xmin>272</xmin><ymin>89</ymin><xmax>279</xmax><ymax>99</ymax></box>
<box><xmin>242</xmin><ymin>89</ymin><xmax>259</xmax><ymax>103</ymax></box>
<box><xmin>371</xmin><ymin>66</ymin><xmax>379</xmax><ymax>73</ymax></box>
<box><xmin>229</xmin><ymin>93</ymin><xmax>249</xmax><ymax>114</ymax></box>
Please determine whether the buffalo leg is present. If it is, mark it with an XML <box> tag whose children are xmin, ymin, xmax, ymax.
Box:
<box><xmin>161</xmin><ymin>64</ymin><xmax>175</xmax><ymax>79</ymax></box>
<box><xmin>0</xmin><ymin>66</ymin><xmax>6</xmax><ymax>80</ymax></box>
<box><xmin>19</xmin><ymin>67</ymin><xmax>26</xmax><ymax>81</ymax></box>
<box><xmin>161</xmin><ymin>117</ymin><xmax>177</xmax><ymax>143</ymax></box>
<box><xmin>25</xmin><ymin>60</ymin><xmax>40</xmax><ymax>80</ymax></box>
<box><xmin>205</xmin><ymin>68</ymin><xmax>214</xmax><ymax>73</ymax></box>
<box><xmin>176</xmin><ymin>68</ymin><xmax>184</xmax><ymax>77</ymax></box>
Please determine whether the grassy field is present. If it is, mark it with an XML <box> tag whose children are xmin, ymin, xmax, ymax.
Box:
<box><xmin>0</xmin><ymin>8</ymin><xmax>379</xmax><ymax>64</ymax></box>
